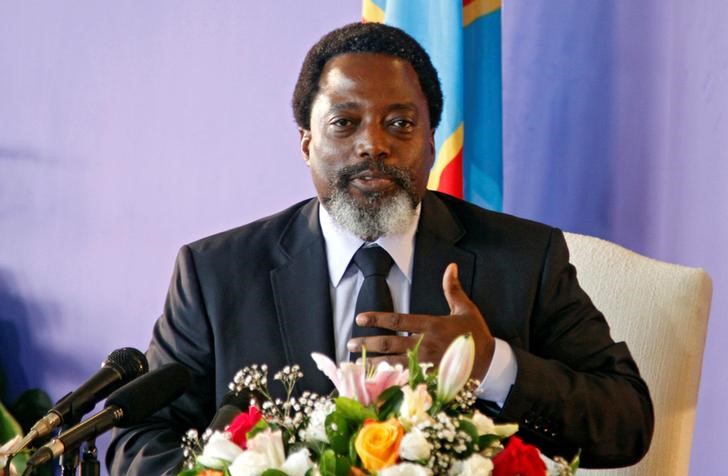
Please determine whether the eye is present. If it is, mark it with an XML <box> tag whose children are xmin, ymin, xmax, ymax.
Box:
<box><xmin>330</xmin><ymin>117</ymin><xmax>354</xmax><ymax>128</ymax></box>
<box><xmin>390</xmin><ymin>118</ymin><xmax>415</xmax><ymax>131</ymax></box>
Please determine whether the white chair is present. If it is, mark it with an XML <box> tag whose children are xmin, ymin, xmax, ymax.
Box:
<box><xmin>562</xmin><ymin>232</ymin><xmax>712</xmax><ymax>476</ymax></box>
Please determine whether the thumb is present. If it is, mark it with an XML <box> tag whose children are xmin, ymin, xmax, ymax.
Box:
<box><xmin>443</xmin><ymin>263</ymin><xmax>470</xmax><ymax>315</ymax></box>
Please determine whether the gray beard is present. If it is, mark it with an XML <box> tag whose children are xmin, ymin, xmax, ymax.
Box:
<box><xmin>326</xmin><ymin>187</ymin><xmax>418</xmax><ymax>241</ymax></box>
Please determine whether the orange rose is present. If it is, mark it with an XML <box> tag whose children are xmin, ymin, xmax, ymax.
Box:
<box><xmin>354</xmin><ymin>418</ymin><xmax>404</xmax><ymax>472</ymax></box>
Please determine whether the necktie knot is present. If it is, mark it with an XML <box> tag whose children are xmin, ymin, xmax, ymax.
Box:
<box><xmin>353</xmin><ymin>245</ymin><xmax>394</xmax><ymax>278</ymax></box>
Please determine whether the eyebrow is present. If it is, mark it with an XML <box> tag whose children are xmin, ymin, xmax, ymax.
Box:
<box><xmin>328</xmin><ymin>101</ymin><xmax>360</xmax><ymax>113</ymax></box>
<box><xmin>327</xmin><ymin>102</ymin><xmax>419</xmax><ymax>113</ymax></box>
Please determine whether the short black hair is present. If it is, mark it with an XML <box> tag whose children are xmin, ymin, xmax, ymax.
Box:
<box><xmin>292</xmin><ymin>22</ymin><xmax>443</xmax><ymax>130</ymax></box>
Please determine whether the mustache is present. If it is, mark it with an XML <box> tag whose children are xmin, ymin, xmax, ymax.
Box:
<box><xmin>334</xmin><ymin>161</ymin><xmax>413</xmax><ymax>190</ymax></box>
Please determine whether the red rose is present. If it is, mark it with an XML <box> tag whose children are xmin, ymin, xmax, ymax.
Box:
<box><xmin>493</xmin><ymin>436</ymin><xmax>547</xmax><ymax>476</ymax></box>
<box><xmin>226</xmin><ymin>406</ymin><xmax>262</xmax><ymax>448</ymax></box>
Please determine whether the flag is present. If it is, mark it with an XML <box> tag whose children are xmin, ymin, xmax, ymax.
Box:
<box><xmin>362</xmin><ymin>0</ymin><xmax>503</xmax><ymax>211</ymax></box>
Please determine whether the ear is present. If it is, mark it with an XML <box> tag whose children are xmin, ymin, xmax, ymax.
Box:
<box><xmin>299</xmin><ymin>128</ymin><xmax>312</xmax><ymax>166</ymax></box>
<box><xmin>428</xmin><ymin>129</ymin><xmax>436</xmax><ymax>164</ymax></box>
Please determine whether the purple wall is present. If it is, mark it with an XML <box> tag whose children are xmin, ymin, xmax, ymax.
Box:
<box><xmin>502</xmin><ymin>2</ymin><xmax>728</xmax><ymax>475</ymax></box>
<box><xmin>0</xmin><ymin>1</ymin><xmax>359</xmax><ymax>468</ymax></box>
<box><xmin>1</xmin><ymin>2</ymin><xmax>725</xmax><ymax>474</ymax></box>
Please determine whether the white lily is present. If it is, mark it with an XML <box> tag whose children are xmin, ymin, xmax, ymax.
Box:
<box><xmin>311</xmin><ymin>352</ymin><xmax>408</xmax><ymax>406</ymax></box>
<box><xmin>229</xmin><ymin>429</ymin><xmax>286</xmax><ymax>476</ymax></box>
<box><xmin>399</xmin><ymin>384</ymin><xmax>433</xmax><ymax>428</ymax></box>
<box><xmin>436</xmin><ymin>334</ymin><xmax>475</xmax><ymax>403</ymax></box>
<box><xmin>246</xmin><ymin>428</ymin><xmax>286</xmax><ymax>468</ymax></box>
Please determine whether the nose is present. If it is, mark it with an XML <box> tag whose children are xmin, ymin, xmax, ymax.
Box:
<box><xmin>355</xmin><ymin>122</ymin><xmax>390</xmax><ymax>161</ymax></box>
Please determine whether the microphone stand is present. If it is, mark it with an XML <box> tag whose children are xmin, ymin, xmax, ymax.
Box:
<box><xmin>80</xmin><ymin>439</ymin><xmax>99</xmax><ymax>476</ymax></box>
<box><xmin>58</xmin><ymin>417</ymin><xmax>80</xmax><ymax>476</ymax></box>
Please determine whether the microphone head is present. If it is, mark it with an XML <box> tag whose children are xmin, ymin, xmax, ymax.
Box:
<box><xmin>220</xmin><ymin>389</ymin><xmax>257</xmax><ymax>409</ymax></box>
<box><xmin>103</xmin><ymin>347</ymin><xmax>149</xmax><ymax>381</ymax></box>
<box><xmin>105</xmin><ymin>362</ymin><xmax>190</xmax><ymax>427</ymax></box>
<box><xmin>207</xmin><ymin>390</ymin><xmax>259</xmax><ymax>432</ymax></box>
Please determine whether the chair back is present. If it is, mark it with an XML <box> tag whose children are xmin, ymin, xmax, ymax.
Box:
<box><xmin>563</xmin><ymin>232</ymin><xmax>712</xmax><ymax>476</ymax></box>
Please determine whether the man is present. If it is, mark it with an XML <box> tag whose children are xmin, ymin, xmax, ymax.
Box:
<box><xmin>107</xmin><ymin>22</ymin><xmax>653</xmax><ymax>474</ymax></box>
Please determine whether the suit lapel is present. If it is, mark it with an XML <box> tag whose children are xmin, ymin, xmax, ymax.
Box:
<box><xmin>410</xmin><ymin>193</ymin><xmax>475</xmax><ymax>316</ymax></box>
<box><xmin>270</xmin><ymin>199</ymin><xmax>335</xmax><ymax>395</ymax></box>
<box><xmin>269</xmin><ymin>193</ymin><xmax>474</xmax><ymax>393</ymax></box>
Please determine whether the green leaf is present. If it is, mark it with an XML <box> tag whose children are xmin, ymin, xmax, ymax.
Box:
<box><xmin>407</xmin><ymin>335</ymin><xmax>426</xmax><ymax>387</ymax></box>
<box><xmin>569</xmin><ymin>449</ymin><xmax>581</xmax><ymax>471</ymax></box>
<box><xmin>348</xmin><ymin>429</ymin><xmax>360</xmax><ymax>466</ymax></box>
<box><xmin>319</xmin><ymin>449</ymin><xmax>336</xmax><ymax>476</ymax></box>
<box><xmin>478</xmin><ymin>433</ymin><xmax>502</xmax><ymax>450</ymax></box>
<box><xmin>261</xmin><ymin>470</ymin><xmax>289</xmax><ymax>476</ymax></box>
<box><xmin>334</xmin><ymin>397</ymin><xmax>375</xmax><ymax>423</ymax></box>
<box><xmin>457</xmin><ymin>419</ymin><xmax>479</xmax><ymax>453</ymax></box>
<box><xmin>325</xmin><ymin>412</ymin><xmax>354</xmax><ymax>455</ymax></box>
<box><xmin>376</xmin><ymin>386</ymin><xmax>403</xmax><ymax>420</ymax></box>
<box><xmin>176</xmin><ymin>469</ymin><xmax>201</xmax><ymax>476</ymax></box>
<box><xmin>0</xmin><ymin>400</ymin><xmax>23</xmax><ymax>443</ymax></box>
<box><xmin>247</xmin><ymin>417</ymin><xmax>269</xmax><ymax>440</ymax></box>
<box><xmin>318</xmin><ymin>449</ymin><xmax>351</xmax><ymax>476</ymax></box>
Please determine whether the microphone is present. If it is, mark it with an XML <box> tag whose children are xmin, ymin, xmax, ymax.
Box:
<box><xmin>12</xmin><ymin>347</ymin><xmax>148</xmax><ymax>454</ymax></box>
<box><xmin>25</xmin><ymin>362</ymin><xmax>190</xmax><ymax>470</ymax></box>
<box><xmin>207</xmin><ymin>390</ymin><xmax>260</xmax><ymax>432</ymax></box>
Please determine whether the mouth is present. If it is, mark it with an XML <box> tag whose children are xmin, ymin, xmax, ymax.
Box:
<box><xmin>349</xmin><ymin>169</ymin><xmax>396</xmax><ymax>193</ymax></box>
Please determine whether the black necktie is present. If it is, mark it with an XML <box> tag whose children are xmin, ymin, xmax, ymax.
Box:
<box><xmin>351</xmin><ymin>245</ymin><xmax>396</xmax><ymax>339</ymax></box>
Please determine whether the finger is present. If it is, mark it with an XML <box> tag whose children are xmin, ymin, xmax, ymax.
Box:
<box><xmin>366</xmin><ymin>354</ymin><xmax>408</xmax><ymax>368</ymax></box>
<box><xmin>442</xmin><ymin>263</ymin><xmax>471</xmax><ymax>315</ymax></box>
<box><xmin>356</xmin><ymin>312</ymin><xmax>444</xmax><ymax>333</ymax></box>
<box><xmin>347</xmin><ymin>335</ymin><xmax>420</xmax><ymax>355</ymax></box>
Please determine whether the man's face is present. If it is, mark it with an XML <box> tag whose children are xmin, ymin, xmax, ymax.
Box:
<box><xmin>300</xmin><ymin>53</ymin><xmax>435</xmax><ymax>240</ymax></box>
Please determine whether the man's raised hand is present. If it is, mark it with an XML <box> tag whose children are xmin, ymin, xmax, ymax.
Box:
<box><xmin>347</xmin><ymin>263</ymin><xmax>495</xmax><ymax>378</ymax></box>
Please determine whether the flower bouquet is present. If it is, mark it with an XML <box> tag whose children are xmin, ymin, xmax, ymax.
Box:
<box><xmin>180</xmin><ymin>335</ymin><xmax>579</xmax><ymax>476</ymax></box>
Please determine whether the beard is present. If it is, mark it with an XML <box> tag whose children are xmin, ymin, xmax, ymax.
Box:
<box><xmin>323</xmin><ymin>161</ymin><xmax>420</xmax><ymax>241</ymax></box>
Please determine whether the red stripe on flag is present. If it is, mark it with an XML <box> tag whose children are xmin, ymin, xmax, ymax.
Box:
<box><xmin>436</xmin><ymin>148</ymin><xmax>464</xmax><ymax>198</ymax></box>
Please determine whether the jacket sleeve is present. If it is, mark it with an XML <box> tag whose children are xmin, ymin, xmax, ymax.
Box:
<box><xmin>106</xmin><ymin>245</ymin><xmax>217</xmax><ymax>475</ymax></box>
<box><xmin>492</xmin><ymin>229</ymin><xmax>654</xmax><ymax>468</ymax></box>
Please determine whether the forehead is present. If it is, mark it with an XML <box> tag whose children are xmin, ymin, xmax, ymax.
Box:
<box><xmin>315</xmin><ymin>53</ymin><xmax>427</xmax><ymax>109</ymax></box>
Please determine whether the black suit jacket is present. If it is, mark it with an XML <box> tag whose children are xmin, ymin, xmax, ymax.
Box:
<box><xmin>107</xmin><ymin>192</ymin><xmax>653</xmax><ymax>474</ymax></box>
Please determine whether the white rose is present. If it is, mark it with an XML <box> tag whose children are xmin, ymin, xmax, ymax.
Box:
<box><xmin>229</xmin><ymin>450</ymin><xmax>269</xmax><ymax>476</ymax></box>
<box><xmin>378</xmin><ymin>462</ymin><xmax>433</xmax><ymax>476</ymax></box>
<box><xmin>197</xmin><ymin>432</ymin><xmax>243</xmax><ymax>468</ymax></box>
<box><xmin>448</xmin><ymin>453</ymin><xmax>493</xmax><ymax>476</ymax></box>
<box><xmin>398</xmin><ymin>428</ymin><xmax>433</xmax><ymax>461</ymax></box>
<box><xmin>280</xmin><ymin>448</ymin><xmax>314</xmax><ymax>476</ymax></box>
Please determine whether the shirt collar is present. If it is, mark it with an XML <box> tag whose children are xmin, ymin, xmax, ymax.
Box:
<box><xmin>318</xmin><ymin>201</ymin><xmax>421</xmax><ymax>287</ymax></box>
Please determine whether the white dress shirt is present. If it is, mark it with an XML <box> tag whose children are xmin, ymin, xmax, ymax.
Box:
<box><xmin>318</xmin><ymin>203</ymin><xmax>517</xmax><ymax>407</ymax></box>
